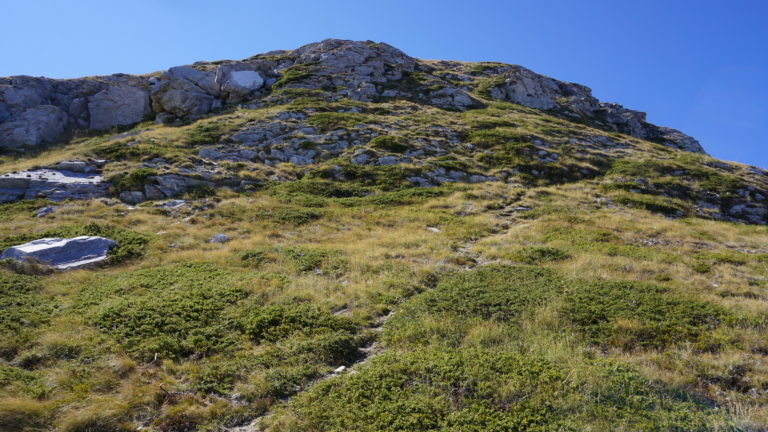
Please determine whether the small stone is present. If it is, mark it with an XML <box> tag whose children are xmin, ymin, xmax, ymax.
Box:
<box><xmin>34</xmin><ymin>206</ymin><xmax>56</xmax><ymax>218</ymax></box>
<box><xmin>210</xmin><ymin>233</ymin><xmax>230</xmax><ymax>243</ymax></box>
<box><xmin>119</xmin><ymin>190</ymin><xmax>146</xmax><ymax>205</ymax></box>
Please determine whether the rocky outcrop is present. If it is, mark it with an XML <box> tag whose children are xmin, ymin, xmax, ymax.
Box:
<box><xmin>1</xmin><ymin>39</ymin><xmax>702</xmax><ymax>155</ymax></box>
<box><xmin>287</xmin><ymin>39</ymin><xmax>416</xmax><ymax>101</ymax></box>
<box><xmin>88</xmin><ymin>85</ymin><xmax>151</xmax><ymax>130</ymax></box>
<box><xmin>0</xmin><ymin>236</ymin><xmax>116</xmax><ymax>269</ymax></box>
<box><xmin>0</xmin><ymin>74</ymin><xmax>151</xmax><ymax>151</ymax></box>
<box><xmin>483</xmin><ymin>66</ymin><xmax>705</xmax><ymax>153</ymax></box>
<box><xmin>150</xmin><ymin>62</ymin><xmax>273</xmax><ymax>121</ymax></box>
<box><xmin>0</xmin><ymin>162</ymin><xmax>107</xmax><ymax>203</ymax></box>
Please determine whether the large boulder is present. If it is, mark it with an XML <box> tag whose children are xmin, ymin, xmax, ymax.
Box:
<box><xmin>88</xmin><ymin>85</ymin><xmax>151</xmax><ymax>130</ymax></box>
<box><xmin>151</xmin><ymin>78</ymin><xmax>216</xmax><ymax>118</ymax></box>
<box><xmin>0</xmin><ymin>105</ymin><xmax>67</xmax><ymax>150</ymax></box>
<box><xmin>220</xmin><ymin>70</ymin><xmax>264</xmax><ymax>101</ymax></box>
<box><xmin>0</xmin><ymin>236</ymin><xmax>117</xmax><ymax>269</ymax></box>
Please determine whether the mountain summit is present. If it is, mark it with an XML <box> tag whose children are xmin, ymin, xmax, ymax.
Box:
<box><xmin>1</xmin><ymin>39</ymin><xmax>702</xmax><ymax>153</ymax></box>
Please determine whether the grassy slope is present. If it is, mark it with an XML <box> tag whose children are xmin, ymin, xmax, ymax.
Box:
<box><xmin>0</xmin><ymin>83</ymin><xmax>767</xmax><ymax>431</ymax></box>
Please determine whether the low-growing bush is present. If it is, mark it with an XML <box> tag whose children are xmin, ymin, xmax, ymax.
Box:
<box><xmin>563</xmin><ymin>280</ymin><xmax>732</xmax><ymax>350</ymax></box>
<box><xmin>259</xmin><ymin>207</ymin><xmax>322</xmax><ymax>225</ymax></box>
<box><xmin>285</xmin><ymin>348</ymin><xmax>568</xmax><ymax>432</ymax></box>
<box><xmin>384</xmin><ymin>265</ymin><xmax>563</xmax><ymax>348</ymax></box>
<box><xmin>78</xmin><ymin>262</ymin><xmax>248</xmax><ymax>360</ymax></box>
<box><xmin>613</xmin><ymin>194</ymin><xmax>688</xmax><ymax>216</ymax></box>
<box><xmin>467</xmin><ymin>127</ymin><xmax>527</xmax><ymax>149</ymax></box>
<box><xmin>237</xmin><ymin>245</ymin><xmax>348</xmax><ymax>275</ymax></box>
<box><xmin>114</xmin><ymin>167</ymin><xmax>157</xmax><ymax>192</ymax></box>
<box><xmin>184</xmin><ymin>122</ymin><xmax>226</xmax><ymax>147</ymax></box>
<box><xmin>237</xmin><ymin>303</ymin><xmax>356</xmax><ymax>343</ymax></box>
<box><xmin>508</xmin><ymin>246</ymin><xmax>570</xmax><ymax>264</ymax></box>
<box><xmin>273</xmin><ymin>63</ymin><xmax>317</xmax><ymax>88</ymax></box>
<box><xmin>283</xmin><ymin>348</ymin><xmax>726</xmax><ymax>431</ymax></box>
<box><xmin>368</xmin><ymin>135</ymin><xmax>409</xmax><ymax>153</ymax></box>
<box><xmin>0</xmin><ymin>271</ymin><xmax>55</xmax><ymax>359</ymax></box>
<box><xmin>0</xmin><ymin>363</ymin><xmax>48</xmax><ymax>398</ymax></box>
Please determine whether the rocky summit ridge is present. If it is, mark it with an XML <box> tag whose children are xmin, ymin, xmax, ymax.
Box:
<box><xmin>0</xmin><ymin>39</ymin><xmax>765</xmax><ymax>226</ymax></box>
<box><xmin>1</xmin><ymin>39</ymin><xmax>702</xmax><ymax>153</ymax></box>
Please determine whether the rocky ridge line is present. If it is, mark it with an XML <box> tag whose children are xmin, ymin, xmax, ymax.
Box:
<box><xmin>1</xmin><ymin>39</ymin><xmax>703</xmax><ymax>153</ymax></box>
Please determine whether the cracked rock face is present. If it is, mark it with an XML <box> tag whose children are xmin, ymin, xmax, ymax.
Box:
<box><xmin>288</xmin><ymin>39</ymin><xmax>416</xmax><ymax>101</ymax></box>
<box><xmin>0</xmin><ymin>74</ymin><xmax>152</xmax><ymax>150</ymax></box>
<box><xmin>88</xmin><ymin>85</ymin><xmax>151</xmax><ymax>130</ymax></box>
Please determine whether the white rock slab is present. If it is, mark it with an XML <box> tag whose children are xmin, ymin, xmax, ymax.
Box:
<box><xmin>0</xmin><ymin>236</ymin><xmax>116</xmax><ymax>269</ymax></box>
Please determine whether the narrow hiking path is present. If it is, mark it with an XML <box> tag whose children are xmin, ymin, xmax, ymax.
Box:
<box><xmin>227</xmin><ymin>192</ymin><xmax>527</xmax><ymax>431</ymax></box>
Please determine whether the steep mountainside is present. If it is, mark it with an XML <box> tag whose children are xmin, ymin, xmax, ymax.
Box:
<box><xmin>0</xmin><ymin>40</ymin><xmax>767</xmax><ymax>431</ymax></box>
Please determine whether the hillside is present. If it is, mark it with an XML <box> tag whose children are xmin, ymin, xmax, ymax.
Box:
<box><xmin>0</xmin><ymin>39</ymin><xmax>767</xmax><ymax>431</ymax></box>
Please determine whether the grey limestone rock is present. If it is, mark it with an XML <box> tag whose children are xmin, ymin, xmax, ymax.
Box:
<box><xmin>0</xmin><ymin>236</ymin><xmax>117</xmax><ymax>270</ymax></box>
<box><xmin>88</xmin><ymin>85</ymin><xmax>151</xmax><ymax>130</ymax></box>
<box><xmin>0</xmin><ymin>167</ymin><xmax>107</xmax><ymax>203</ymax></box>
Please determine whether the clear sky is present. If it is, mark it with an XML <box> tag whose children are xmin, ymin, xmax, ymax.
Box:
<box><xmin>2</xmin><ymin>0</ymin><xmax>766</xmax><ymax>168</ymax></box>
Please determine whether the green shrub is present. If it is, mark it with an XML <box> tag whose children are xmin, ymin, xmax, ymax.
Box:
<box><xmin>369</xmin><ymin>135</ymin><xmax>409</xmax><ymax>153</ymax></box>
<box><xmin>696</xmin><ymin>251</ymin><xmax>749</xmax><ymax>266</ymax></box>
<box><xmin>184</xmin><ymin>183</ymin><xmax>216</xmax><ymax>199</ymax></box>
<box><xmin>284</xmin><ymin>348</ymin><xmax>726</xmax><ymax>432</ymax></box>
<box><xmin>237</xmin><ymin>245</ymin><xmax>348</xmax><ymax>275</ymax></box>
<box><xmin>286</xmin><ymin>348</ymin><xmax>568</xmax><ymax>432</ymax></box>
<box><xmin>339</xmin><ymin>188</ymin><xmax>446</xmax><ymax>207</ymax></box>
<box><xmin>115</xmin><ymin>167</ymin><xmax>156</xmax><ymax>192</ymax></box>
<box><xmin>509</xmin><ymin>246</ymin><xmax>570</xmax><ymax>264</ymax></box>
<box><xmin>184</xmin><ymin>122</ymin><xmax>226</xmax><ymax>146</ymax></box>
<box><xmin>195</xmin><ymin>362</ymin><xmax>243</xmax><ymax>395</ymax></box>
<box><xmin>0</xmin><ymin>271</ymin><xmax>55</xmax><ymax>358</ymax></box>
<box><xmin>403</xmin><ymin>265</ymin><xmax>562</xmax><ymax>321</ymax></box>
<box><xmin>270</xmin><ymin>178</ymin><xmax>448</xmax><ymax>207</ymax></box>
<box><xmin>274</xmin><ymin>63</ymin><xmax>316</xmax><ymax>88</ymax></box>
<box><xmin>613</xmin><ymin>194</ymin><xmax>687</xmax><ymax>216</ymax></box>
<box><xmin>0</xmin><ymin>199</ymin><xmax>52</xmax><ymax>223</ymax></box>
<box><xmin>260</xmin><ymin>207</ymin><xmax>322</xmax><ymax>225</ymax></box>
<box><xmin>691</xmin><ymin>261</ymin><xmax>712</xmax><ymax>274</ymax></box>
<box><xmin>384</xmin><ymin>265</ymin><xmax>563</xmax><ymax>348</ymax></box>
<box><xmin>0</xmin><ymin>363</ymin><xmax>48</xmax><ymax>398</ymax></box>
<box><xmin>237</xmin><ymin>303</ymin><xmax>356</xmax><ymax>343</ymax></box>
<box><xmin>271</xmin><ymin>179</ymin><xmax>369</xmax><ymax>198</ymax></box>
<box><xmin>467</xmin><ymin>128</ymin><xmax>526</xmax><ymax>148</ymax></box>
<box><xmin>563</xmin><ymin>280</ymin><xmax>731</xmax><ymax>350</ymax></box>
<box><xmin>287</xmin><ymin>331</ymin><xmax>360</xmax><ymax>365</ymax></box>
<box><xmin>79</xmin><ymin>262</ymin><xmax>247</xmax><ymax>360</ymax></box>
<box><xmin>91</xmin><ymin>140</ymin><xmax>153</xmax><ymax>161</ymax></box>
<box><xmin>237</xmin><ymin>249</ymin><xmax>273</xmax><ymax>267</ymax></box>
<box><xmin>216</xmin><ymin>203</ymin><xmax>323</xmax><ymax>225</ymax></box>
<box><xmin>279</xmin><ymin>246</ymin><xmax>347</xmax><ymax>273</ymax></box>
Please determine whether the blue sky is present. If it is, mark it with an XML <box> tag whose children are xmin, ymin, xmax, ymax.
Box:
<box><xmin>2</xmin><ymin>0</ymin><xmax>766</xmax><ymax>168</ymax></box>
